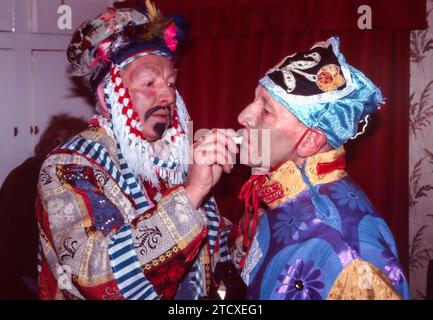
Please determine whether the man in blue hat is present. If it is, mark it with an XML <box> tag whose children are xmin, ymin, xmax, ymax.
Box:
<box><xmin>233</xmin><ymin>37</ymin><xmax>410</xmax><ymax>299</ymax></box>
<box><xmin>36</xmin><ymin>1</ymin><xmax>233</xmax><ymax>300</ymax></box>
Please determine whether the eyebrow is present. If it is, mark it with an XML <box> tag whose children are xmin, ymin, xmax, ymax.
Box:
<box><xmin>133</xmin><ymin>65</ymin><xmax>160</xmax><ymax>77</ymax></box>
<box><xmin>132</xmin><ymin>65</ymin><xmax>177</xmax><ymax>80</ymax></box>
<box><xmin>260</xmin><ymin>90</ymin><xmax>276</xmax><ymax>112</ymax></box>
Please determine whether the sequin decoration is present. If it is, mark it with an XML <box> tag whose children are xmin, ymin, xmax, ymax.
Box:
<box><xmin>56</xmin><ymin>164</ymin><xmax>124</xmax><ymax>236</ymax></box>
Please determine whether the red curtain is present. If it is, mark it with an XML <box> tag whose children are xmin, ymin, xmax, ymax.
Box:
<box><xmin>157</xmin><ymin>0</ymin><xmax>427</xmax><ymax>271</ymax></box>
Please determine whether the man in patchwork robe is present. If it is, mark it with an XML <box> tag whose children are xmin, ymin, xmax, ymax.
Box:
<box><xmin>36</xmin><ymin>1</ymin><xmax>233</xmax><ymax>300</ymax></box>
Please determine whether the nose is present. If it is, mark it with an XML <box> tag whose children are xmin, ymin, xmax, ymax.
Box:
<box><xmin>238</xmin><ymin>102</ymin><xmax>256</xmax><ymax>128</ymax></box>
<box><xmin>157</xmin><ymin>84</ymin><xmax>176</xmax><ymax>106</ymax></box>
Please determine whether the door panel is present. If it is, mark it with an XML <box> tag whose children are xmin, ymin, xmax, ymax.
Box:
<box><xmin>32</xmin><ymin>50</ymin><xmax>94</xmax><ymax>140</ymax></box>
<box><xmin>0</xmin><ymin>0</ymin><xmax>15</xmax><ymax>32</ymax></box>
<box><xmin>0</xmin><ymin>49</ymin><xmax>21</xmax><ymax>183</ymax></box>
<box><xmin>0</xmin><ymin>0</ymin><xmax>111</xmax><ymax>185</ymax></box>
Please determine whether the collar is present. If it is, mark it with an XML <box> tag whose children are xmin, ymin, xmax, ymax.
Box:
<box><xmin>258</xmin><ymin>147</ymin><xmax>347</xmax><ymax>209</ymax></box>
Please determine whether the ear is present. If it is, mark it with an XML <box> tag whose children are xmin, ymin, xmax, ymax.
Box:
<box><xmin>96</xmin><ymin>83</ymin><xmax>106</xmax><ymax>107</ymax></box>
<box><xmin>96</xmin><ymin>82</ymin><xmax>111</xmax><ymax>118</ymax></box>
<box><xmin>297</xmin><ymin>129</ymin><xmax>328</xmax><ymax>158</ymax></box>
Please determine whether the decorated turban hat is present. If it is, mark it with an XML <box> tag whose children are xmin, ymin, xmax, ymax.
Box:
<box><xmin>67</xmin><ymin>0</ymin><xmax>188</xmax><ymax>91</ymax></box>
<box><xmin>259</xmin><ymin>36</ymin><xmax>384</xmax><ymax>148</ymax></box>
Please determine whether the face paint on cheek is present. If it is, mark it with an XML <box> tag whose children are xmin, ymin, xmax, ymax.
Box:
<box><xmin>134</xmin><ymin>88</ymin><xmax>157</xmax><ymax>110</ymax></box>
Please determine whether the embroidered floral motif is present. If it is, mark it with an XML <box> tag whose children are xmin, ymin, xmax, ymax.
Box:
<box><xmin>46</xmin><ymin>198</ymin><xmax>75</xmax><ymax>225</ymax></box>
<box><xmin>102</xmin><ymin>285</ymin><xmax>123</xmax><ymax>300</ymax></box>
<box><xmin>59</xmin><ymin>237</ymin><xmax>79</xmax><ymax>262</ymax></box>
<box><xmin>276</xmin><ymin>259</ymin><xmax>324</xmax><ymax>300</ymax></box>
<box><xmin>329</xmin><ymin>180</ymin><xmax>372</xmax><ymax>213</ymax></box>
<box><xmin>134</xmin><ymin>225</ymin><xmax>162</xmax><ymax>256</ymax></box>
<box><xmin>258</xmin><ymin>182</ymin><xmax>284</xmax><ymax>205</ymax></box>
<box><xmin>272</xmin><ymin>199</ymin><xmax>315</xmax><ymax>243</ymax></box>
<box><xmin>46</xmin><ymin>198</ymin><xmax>65</xmax><ymax>213</ymax></box>
<box><xmin>174</xmin><ymin>194</ymin><xmax>193</xmax><ymax>224</ymax></box>
<box><xmin>93</xmin><ymin>167</ymin><xmax>109</xmax><ymax>189</ymax></box>
<box><xmin>316</xmin><ymin>64</ymin><xmax>345</xmax><ymax>92</ymax></box>
<box><xmin>268</xmin><ymin>52</ymin><xmax>322</xmax><ymax>93</ymax></box>
<box><xmin>39</xmin><ymin>166</ymin><xmax>53</xmax><ymax>185</ymax></box>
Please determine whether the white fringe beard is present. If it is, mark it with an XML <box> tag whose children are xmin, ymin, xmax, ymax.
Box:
<box><xmin>103</xmin><ymin>70</ymin><xmax>190</xmax><ymax>189</ymax></box>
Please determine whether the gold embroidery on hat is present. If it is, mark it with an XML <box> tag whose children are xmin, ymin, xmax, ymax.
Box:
<box><xmin>316</xmin><ymin>64</ymin><xmax>346</xmax><ymax>92</ymax></box>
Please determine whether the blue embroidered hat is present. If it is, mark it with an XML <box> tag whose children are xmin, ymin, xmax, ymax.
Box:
<box><xmin>259</xmin><ymin>36</ymin><xmax>384</xmax><ymax>148</ymax></box>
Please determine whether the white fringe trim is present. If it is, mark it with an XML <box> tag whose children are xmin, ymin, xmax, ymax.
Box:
<box><xmin>103</xmin><ymin>66</ymin><xmax>189</xmax><ymax>189</ymax></box>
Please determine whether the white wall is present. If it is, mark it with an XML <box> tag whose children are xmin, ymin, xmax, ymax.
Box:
<box><xmin>0</xmin><ymin>0</ymin><xmax>114</xmax><ymax>184</ymax></box>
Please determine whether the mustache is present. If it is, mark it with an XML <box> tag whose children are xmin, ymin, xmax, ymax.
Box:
<box><xmin>144</xmin><ymin>105</ymin><xmax>171</xmax><ymax>121</ymax></box>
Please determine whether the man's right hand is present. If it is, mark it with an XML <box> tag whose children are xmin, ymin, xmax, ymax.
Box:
<box><xmin>185</xmin><ymin>129</ymin><xmax>239</xmax><ymax>208</ymax></box>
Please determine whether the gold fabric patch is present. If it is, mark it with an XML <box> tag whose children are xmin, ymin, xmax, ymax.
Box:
<box><xmin>327</xmin><ymin>259</ymin><xmax>402</xmax><ymax>300</ymax></box>
<box><xmin>263</xmin><ymin>147</ymin><xmax>347</xmax><ymax>209</ymax></box>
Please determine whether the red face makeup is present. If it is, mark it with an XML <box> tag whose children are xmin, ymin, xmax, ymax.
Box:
<box><xmin>121</xmin><ymin>55</ymin><xmax>177</xmax><ymax>141</ymax></box>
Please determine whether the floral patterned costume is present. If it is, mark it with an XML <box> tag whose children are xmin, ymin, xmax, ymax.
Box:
<box><xmin>239</xmin><ymin>148</ymin><xmax>410</xmax><ymax>300</ymax></box>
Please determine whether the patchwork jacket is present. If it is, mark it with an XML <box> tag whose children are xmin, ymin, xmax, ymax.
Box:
<box><xmin>36</xmin><ymin>125</ymin><xmax>231</xmax><ymax>300</ymax></box>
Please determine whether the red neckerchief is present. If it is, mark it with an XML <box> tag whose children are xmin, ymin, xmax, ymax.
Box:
<box><xmin>237</xmin><ymin>152</ymin><xmax>346</xmax><ymax>268</ymax></box>
<box><xmin>316</xmin><ymin>154</ymin><xmax>346</xmax><ymax>175</ymax></box>
<box><xmin>237</xmin><ymin>174</ymin><xmax>267</xmax><ymax>268</ymax></box>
